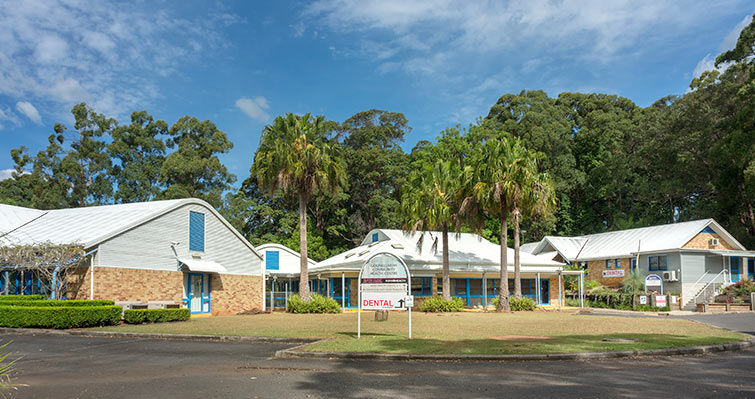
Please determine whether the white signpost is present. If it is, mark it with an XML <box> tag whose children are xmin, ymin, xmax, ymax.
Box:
<box><xmin>358</xmin><ymin>252</ymin><xmax>412</xmax><ymax>339</ymax></box>
<box><xmin>644</xmin><ymin>274</ymin><xmax>663</xmax><ymax>295</ymax></box>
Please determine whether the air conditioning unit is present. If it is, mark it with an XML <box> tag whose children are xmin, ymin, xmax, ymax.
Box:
<box><xmin>709</xmin><ymin>238</ymin><xmax>720</xmax><ymax>247</ymax></box>
<box><xmin>662</xmin><ymin>270</ymin><xmax>678</xmax><ymax>282</ymax></box>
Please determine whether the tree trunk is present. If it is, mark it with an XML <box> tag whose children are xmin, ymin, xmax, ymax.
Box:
<box><xmin>513</xmin><ymin>207</ymin><xmax>522</xmax><ymax>299</ymax></box>
<box><xmin>497</xmin><ymin>205</ymin><xmax>511</xmax><ymax>312</ymax></box>
<box><xmin>442</xmin><ymin>224</ymin><xmax>451</xmax><ymax>301</ymax></box>
<box><xmin>298</xmin><ymin>192</ymin><xmax>311</xmax><ymax>302</ymax></box>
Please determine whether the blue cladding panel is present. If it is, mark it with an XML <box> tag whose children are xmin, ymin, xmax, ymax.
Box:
<box><xmin>189</xmin><ymin>211</ymin><xmax>205</xmax><ymax>252</ymax></box>
<box><xmin>266</xmin><ymin>251</ymin><xmax>280</xmax><ymax>270</ymax></box>
<box><xmin>372</xmin><ymin>233</ymin><xmax>379</xmax><ymax>243</ymax></box>
<box><xmin>701</xmin><ymin>226</ymin><xmax>717</xmax><ymax>234</ymax></box>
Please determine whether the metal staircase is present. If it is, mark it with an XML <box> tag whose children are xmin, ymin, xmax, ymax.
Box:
<box><xmin>683</xmin><ymin>269</ymin><xmax>731</xmax><ymax>311</ymax></box>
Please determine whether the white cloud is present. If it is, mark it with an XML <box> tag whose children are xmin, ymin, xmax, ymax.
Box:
<box><xmin>0</xmin><ymin>168</ymin><xmax>14</xmax><ymax>180</ymax></box>
<box><xmin>15</xmin><ymin>101</ymin><xmax>41</xmax><ymax>124</ymax></box>
<box><xmin>691</xmin><ymin>14</ymin><xmax>752</xmax><ymax>79</ymax></box>
<box><xmin>0</xmin><ymin>1</ymin><xmax>239</xmax><ymax>121</ymax></box>
<box><xmin>0</xmin><ymin>106</ymin><xmax>20</xmax><ymax>129</ymax></box>
<box><xmin>235</xmin><ymin>96</ymin><xmax>271</xmax><ymax>122</ymax></box>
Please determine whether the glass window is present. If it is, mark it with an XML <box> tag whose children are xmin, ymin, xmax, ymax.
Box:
<box><xmin>648</xmin><ymin>255</ymin><xmax>668</xmax><ymax>271</ymax></box>
<box><xmin>605</xmin><ymin>259</ymin><xmax>611</xmax><ymax>269</ymax></box>
<box><xmin>454</xmin><ymin>279</ymin><xmax>467</xmax><ymax>296</ymax></box>
<box><xmin>189</xmin><ymin>211</ymin><xmax>205</xmax><ymax>252</ymax></box>
<box><xmin>615</xmin><ymin>259</ymin><xmax>621</xmax><ymax>269</ymax></box>
<box><xmin>436</xmin><ymin>278</ymin><xmax>443</xmax><ymax>296</ymax></box>
<box><xmin>486</xmin><ymin>279</ymin><xmax>498</xmax><ymax>296</ymax></box>
<box><xmin>332</xmin><ymin>278</ymin><xmax>343</xmax><ymax>297</ymax></box>
<box><xmin>630</xmin><ymin>258</ymin><xmax>636</xmax><ymax>270</ymax></box>
<box><xmin>411</xmin><ymin>277</ymin><xmax>432</xmax><ymax>296</ymax></box>
<box><xmin>469</xmin><ymin>279</ymin><xmax>482</xmax><ymax>295</ymax></box>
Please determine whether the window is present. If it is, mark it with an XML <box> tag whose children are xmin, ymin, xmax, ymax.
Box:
<box><xmin>189</xmin><ymin>211</ymin><xmax>205</xmax><ymax>252</ymax></box>
<box><xmin>648</xmin><ymin>255</ymin><xmax>668</xmax><ymax>271</ymax></box>
<box><xmin>454</xmin><ymin>279</ymin><xmax>467</xmax><ymax>296</ymax></box>
<box><xmin>486</xmin><ymin>279</ymin><xmax>498</xmax><ymax>296</ymax></box>
<box><xmin>605</xmin><ymin>259</ymin><xmax>611</xmax><ymax>269</ymax></box>
<box><xmin>265</xmin><ymin>250</ymin><xmax>279</xmax><ymax>270</ymax></box>
<box><xmin>630</xmin><ymin>258</ymin><xmax>636</xmax><ymax>271</ymax></box>
<box><xmin>372</xmin><ymin>233</ymin><xmax>379</xmax><ymax>243</ymax></box>
<box><xmin>615</xmin><ymin>259</ymin><xmax>621</xmax><ymax>269</ymax></box>
<box><xmin>411</xmin><ymin>277</ymin><xmax>432</xmax><ymax>296</ymax></box>
<box><xmin>730</xmin><ymin>257</ymin><xmax>740</xmax><ymax>280</ymax></box>
<box><xmin>578</xmin><ymin>261</ymin><xmax>588</xmax><ymax>270</ymax></box>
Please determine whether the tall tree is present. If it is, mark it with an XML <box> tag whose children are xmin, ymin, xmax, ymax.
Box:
<box><xmin>401</xmin><ymin>158</ymin><xmax>467</xmax><ymax>301</ymax></box>
<box><xmin>160</xmin><ymin>116</ymin><xmax>236</xmax><ymax>207</ymax></box>
<box><xmin>8</xmin><ymin>103</ymin><xmax>115</xmax><ymax>208</ymax></box>
<box><xmin>252</xmin><ymin>113</ymin><xmax>346</xmax><ymax>301</ymax></box>
<box><xmin>109</xmin><ymin>111</ymin><xmax>168</xmax><ymax>203</ymax></box>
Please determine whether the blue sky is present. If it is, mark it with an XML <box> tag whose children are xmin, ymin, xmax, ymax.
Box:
<box><xmin>0</xmin><ymin>1</ymin><xmax>752</xmax><ymax>184</ymax></box>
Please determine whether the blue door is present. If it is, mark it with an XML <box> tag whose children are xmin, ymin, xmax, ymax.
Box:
<box><xmin>730</xmin><ymin>257</ymin><xmax>740</xmax><ymax>282</ymax></box>
<box><xmin>186</xmin><ymin>273</ymin><xmax>211</xmax><ymax>314</ymax></box>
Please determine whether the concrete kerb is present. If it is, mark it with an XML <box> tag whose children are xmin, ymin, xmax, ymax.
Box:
<box><xmin>0</xmin><ymin>327</ymin><xmax>320</xmax><ymax>345</ymax></box>
<box><xmin>274</xmin><ymin>337</ymin><xmax>755</xmax><ymax>362</ymax></box>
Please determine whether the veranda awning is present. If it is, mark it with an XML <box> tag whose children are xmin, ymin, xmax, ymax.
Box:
<box><xmin>178</xmin><ymin>258</ymin><xmax>227</xmax><ymax>273</ymax></box>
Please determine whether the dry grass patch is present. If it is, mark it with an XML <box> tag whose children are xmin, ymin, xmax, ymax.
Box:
<box><xmin>90</xmin><ymin>310</ymin><xmax>746</xmax><ymax>355</ymax></box>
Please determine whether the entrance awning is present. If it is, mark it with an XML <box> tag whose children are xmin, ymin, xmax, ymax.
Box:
<box><xmin>178</xmin><ymin>258</ymin><xmax>227</xmax><ymax>273</ymax></box>
<box><xmin>710</xmin><ymin>250</ymin><xmax>755</xmax><ymax>257</ymax></box>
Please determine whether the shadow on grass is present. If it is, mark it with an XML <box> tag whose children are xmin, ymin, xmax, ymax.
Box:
<box><xmin>308</xmin><ymin>333</ymin><xmax>744</xmax><ymax>355</ymax></box>
<box><xmin>336</xmin><ymin>332</ymin><xmax>395</xmax><ymax>338</ymax></box>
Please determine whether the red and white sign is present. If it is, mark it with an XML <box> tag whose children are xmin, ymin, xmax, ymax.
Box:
<box><xmin>655</xmin><ymin>295</ymin><xmax>667</xmax><ymax>307</ymax></box>
<box><xmin>602</xmin><ymin>269</ymin><xmax>625</xmax><ymax>278</ymax></box>
<box><xmin>360</xmin><ymin>253</ymin><xmax>410</xmax><ymax>310</ymax></box>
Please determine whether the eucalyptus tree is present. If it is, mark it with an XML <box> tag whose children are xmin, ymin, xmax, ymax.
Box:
<box><xmin>401</xmin><ymin>158</ymin><xmax>468</xmax><ymax>301</ymax></box>
<box><xmin>252</xmin><ymin>113</ymin><xmax>346</xmax><ymax>301</ymax></box>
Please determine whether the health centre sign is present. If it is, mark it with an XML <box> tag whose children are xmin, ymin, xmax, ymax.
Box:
<box><xmin>358</xmin><ymin>252</ymin><xmax>413</xmax><ymax>338</ymax></box>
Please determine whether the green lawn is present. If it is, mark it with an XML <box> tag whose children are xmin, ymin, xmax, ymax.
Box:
<box><xmin>90</xmin><ymin>311</ymin><xmax>746</xmax><ymax>355</ymax></box>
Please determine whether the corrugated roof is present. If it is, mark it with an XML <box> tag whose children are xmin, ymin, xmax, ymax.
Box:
<box><xmin>0</xmin><ymin>204</ymin><xmax>46</xmax><ymax>234</ymax></box>
<box><xmin>522</xmin><ymin>219</ymin><xmax>745</xmax><ymax>261</ymax></box>
<box><xmin>313</xmin><ymin>228</ymin><xmax>564</xmax><ymax>273</ymax></box>
<box><xmin>0</xmin><ymin>199</ymin><xmax>262</xmax><ymax>260</ymax></box>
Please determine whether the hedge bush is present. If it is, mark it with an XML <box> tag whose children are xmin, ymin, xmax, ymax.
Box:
<box><xmin>123</xmin><ymin>308</ymin><xmax>191</xmax><ymax>324</ymax></box>
<box><xmin>0</xmin><ymin>305</ymin><xmax>122</xmax><ymax>329</ymax></box>
<box><xmin>0</xmin><ymin>299</ymin><xmax>114</xmax><ymax>307</ymax></box>
<box><xmin>287</xmin><ymin>294</ymin><xmax>342</xmax><ymax>314</ymax></box>
<box><xmin>0</xmin><ymin>295</ymin><xmax>45</xmax><ymax>301</ymax></box>
<box><xmin>491</xmin><ymin>296</ymin><xmax>537</xmax><ymax>311</ymax></box>
<box><xmin>419</xmin><ymin>296</ymin><xmax>465</xmax><ymax>312</ymax></box>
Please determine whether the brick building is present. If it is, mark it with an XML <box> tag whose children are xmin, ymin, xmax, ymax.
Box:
<box><xmin>0</xmin><ymin>198</ymin><xmax>264</xmax><ymax>315</ymax></box>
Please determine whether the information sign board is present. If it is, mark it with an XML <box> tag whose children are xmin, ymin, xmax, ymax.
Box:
<box><xmin>358</xmin><ymin>252</ymin><xmax>412</xmax><ymax>338</ymax></box>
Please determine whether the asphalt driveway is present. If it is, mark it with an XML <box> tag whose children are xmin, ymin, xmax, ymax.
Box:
<box><xmin>3</xmin><ymin>330</ymin><xmax>755</xmax><ymax>399</ymax></box>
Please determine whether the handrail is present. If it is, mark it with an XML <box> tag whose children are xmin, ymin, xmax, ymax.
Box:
<box><xmin>690</xmin><ymin>271</ymin><xmax>711</xmax><ymax>289</ymax></box>
<box><xmin>693</xmin><ymin>269</ymin><xmax>730</xmax><ymax>304</ymax></box>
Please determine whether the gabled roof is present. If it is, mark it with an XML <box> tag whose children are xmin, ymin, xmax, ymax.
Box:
<box><xmin>521</xmin><ymin>219</ymin><xmax>745</xmax><ymax>261</ymax></box>
<box><xmin>0</xmin><ymin>199</ymin><xmax>262</xmax><ymax>259</ymax></box>
<box><xmin>0</xmin><ymin>204</ymin><xmax>46</xmax><ymax>234</ymax></box>
<box><xmin>313</xmin><ymin>228</ymin><xmax>564</xmax><ymax>273</ymax></box>
<box><xmin>256</xmin><ymin>243</ymin><xmax>317</xmax><ymax>273</ymax></box>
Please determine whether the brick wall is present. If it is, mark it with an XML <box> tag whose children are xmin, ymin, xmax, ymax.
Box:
<box><xmin>67</xmin><ymin>266</ymin><xmax>263</xmax><ymax>315</ymax></box>
<box><xmin>67</xmin><ymin>266</ymin><xmax>183</xmax><ymax>302</ymax></box>
<box><xmin>586</xmin><ymin>258</ymin><xmax>631</xmax><ymax>287</ymax></box>
<box><xmin>210</xmin><ymin>273</ymin><xmax>263</xmax><ymax>315</ymax></box>
<box><xmin>682</xmin><ymin>233</ymin><xmax>735</xmax><ymax>250</ymax></box>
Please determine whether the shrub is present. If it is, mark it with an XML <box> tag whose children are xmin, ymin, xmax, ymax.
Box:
<box><xmin>419</xmin><ymin>296</ymin><xmax>465</xmax><ymax>312</ymax></box>
<box><xmin>0</xmin><ymin>299</ymin><xmax>114</xmax><ymax>307</ymax></box>
<box><xmin>0</xmin><ymin>305</ymin><xmax>122</xmax><ymax>329</ymax></box>
<box><xmin>722</xmin><ymin>280</ymin><xmax>755</xmax><ymax>299</ymax></box>
<box><xmin>621</xmin><ymin>271</ymin><xmax>645</xmax><ymax>294</ymax></box>
<box><xmin>584</xmin><ymin>280</ymin><xmax>601</xmax><ymax>290</ymax></box>
<box><xmin>0</xmin><ymin>295</ymin><xmax>45</xmax><ymax>301</ymax></box>
<box><xmin>123</xmin><ymin>308</ymin><xmax>190</xmax><ymax>324</ymax></box>
<box><xmin>287</xmin><ymin>294</ymin><xmax>342</xmax><ymax>314</ymax></box>
<box><xmin>509</xmin><ymin>297</ymin><xmax>536</xmax><ymax>311</ymax></box>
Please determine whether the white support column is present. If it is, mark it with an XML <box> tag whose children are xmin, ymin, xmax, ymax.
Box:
<box><xmin>579</xmin><ymin>272</ymin><xmax>584</xmax><ymax>308</ymax></box>
<box><xmin>89</xmin><ymin>255</ymin><xmax>94</xmax><ymax>300</ymax></box>
<box><xmin>270</xmin><ymin>277</ymin><xmax>275</xmax><ymax>311</ymax></box>
<box><xmin>341</xmin><ymin>272</ymin><xmax>345</xmax><ymax>312</ymax></box>
<box><xmin>482</xmin><ymin>271</ymin><xmax>487</xmax><ymax>310</ymax></box>
<box><xmin>558</xmin><ymin>271</ymin><xmax>562</xmax><ymax>310</ymax></box>
<box><xmin>536</xmin><ymin>272</ymin><xmax>541</xmax><ymax>306</ymax></box>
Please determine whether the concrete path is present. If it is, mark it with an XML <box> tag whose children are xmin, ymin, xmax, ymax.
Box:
<box><xmin>4</xmin><ymin>332</ymin><xmax>755</xmax><ymax>398</ymax></box>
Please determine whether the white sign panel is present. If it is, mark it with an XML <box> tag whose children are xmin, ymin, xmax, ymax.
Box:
<box><xmin>639</xmin><ymin>295</ymin><xmax>647</xmax><ymax>305</ymax></box>
<box><xmin>645</xmin><ymin>274</ymin><xmax>662</xmax><ymax>286</ymax></box>
<box><xmin>602</xmin><ymin>269</ymin><xmax>625</xmax><ymax>278</ymax></box>
<box><xmin>358</xmin><ymin>252</ymin><xmax>413</xmax><ymax>339</ymax></box>
<box><xmin>655</xmin><ymin>296</ymin><xmax>667</xmax><ymax>307</ymax></box>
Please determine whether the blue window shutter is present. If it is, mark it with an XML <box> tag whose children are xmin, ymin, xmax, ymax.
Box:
<box><xmin>701</xmin><ymin>226</ymin><xmax>716</xmax><ymax>234</ymax></box>
<box><xmin>372</xmin><ymin>233</ymin><xmax>379</xmax><ymax>243</ymax></box>
<box><xmin>189</xmin><ymin>211</ymin><xmax>205</xmax><ymax>252</ymax></box>
<box><xmin>266</xmin><ymin>251</ymin><xmax>280</xmax><ymax>270</ymax></box>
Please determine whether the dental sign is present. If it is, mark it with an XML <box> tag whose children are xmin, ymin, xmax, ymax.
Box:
<box><xmin>360</xmin><ymin>253</ymin><xmax>410</xmax><ymax>310</ymax></box>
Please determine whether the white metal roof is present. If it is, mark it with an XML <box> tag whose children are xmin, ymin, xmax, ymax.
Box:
<box><xmin>0</xmin><ymin>204</ymin><xmax>46</xmax><ymax>234</ymax></box>
<box><xmin>313</xmin><ymin>228</ymin><xmax>565</xmax><ymax>274</ymax></box>
<box><xmin>0</xmin><ymin>199</ymin><xmax>262</xmax><ymax>259</ymax></box>
<box><xmin>256</xmin><ymin>242</ymin><xmax>317</xmax><ymax>276</ymax></box>
<box><xmin>522</xmin><ymin>219</ymin><xmax>745</xmax><ymax>261</ymax></box>
<box><xmin>178</xmin><ymin>257</ymin><xmax>227</xmax><ymax>273</ymax></box>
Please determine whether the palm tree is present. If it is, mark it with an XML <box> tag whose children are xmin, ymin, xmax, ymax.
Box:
<box><xmin>468</xmin><ymin>137</ymin><xmax>522</xmax><ymax>311</ymax></box>
<box><xmin>510</xmin><ymin>152</ymin><xmax>555</xmax><ymax>299</ymax></box>
<box><xmin>252</xmin><ymin>113</ymin><xmax>346</xmax><ymax>301</ymax></box>
<box><xmin>401</xmin><ymin>159</ymin><xmax>466</xmax><ymax>301</ymax></box>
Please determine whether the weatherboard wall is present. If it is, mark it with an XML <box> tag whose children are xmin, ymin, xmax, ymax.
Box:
<box><xmin>96</xmin><ymin>203</ymin><xmax>262</xmax><ymax>276</ymax></box>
